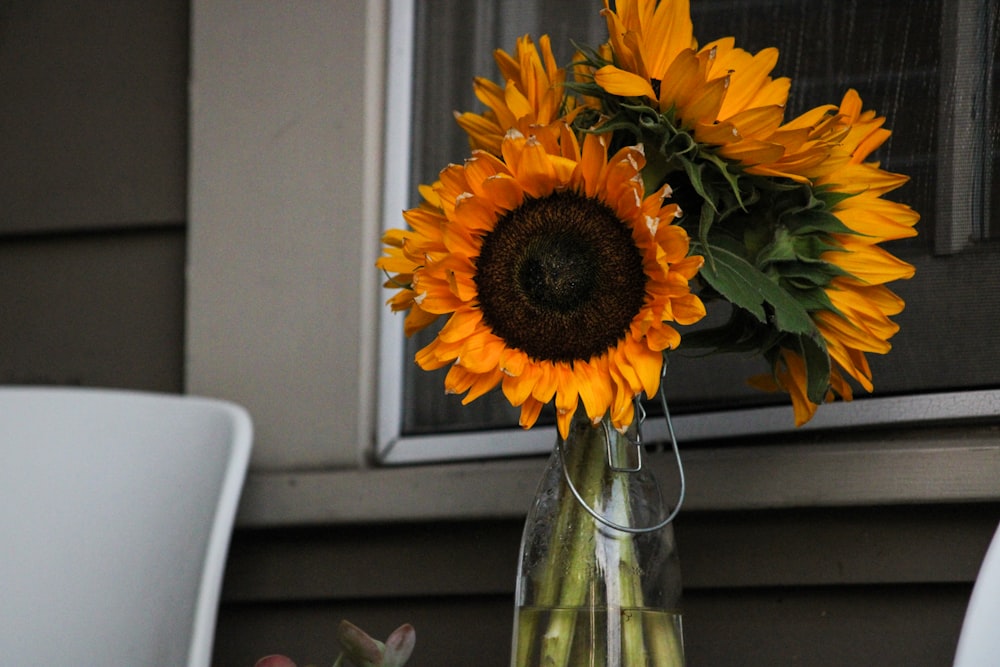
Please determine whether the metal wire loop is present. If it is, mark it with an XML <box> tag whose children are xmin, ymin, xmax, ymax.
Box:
<box><xmin>559</xmin><ymin>363</ymin><xmax>686</xmax><ymax>534</ymax></box>
<box><xmin>605</xmin><ymin>400</ymin><xmax>644</xmax><ymax>473</ymax></box>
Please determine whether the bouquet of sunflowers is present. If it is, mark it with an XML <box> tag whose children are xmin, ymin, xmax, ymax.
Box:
<box><xmin>377</xmin><ymin>0</ymin><xmax>917</xmax><ymax>440</ymax></box>
<box><xmin>377</xmin><ymin>1</ymin><xmax>918</xmax><ymax>665</ymax></box>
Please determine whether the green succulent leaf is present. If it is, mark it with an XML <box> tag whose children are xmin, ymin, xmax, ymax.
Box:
<box><xmin>381</xmin><ymin>625</ymin><xmax>416</xmax><ymax>667</ymax></box>
<box><xmin>333</xmin><ymin>620</ymin><xmax>415</xmax><ymax>667</ymax></box>
<box><xmin>335</xmin><ymin>620</ymin><xmax>385</xmax><ymax>667</ymax></box>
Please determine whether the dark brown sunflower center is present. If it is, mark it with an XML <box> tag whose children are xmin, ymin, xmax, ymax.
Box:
<box><xmin>474</xmin><ymin>191</ymin><xmax>647</xmax><ymax>363</ymax></box>
<box><xmin>518</xmin><ymin>234</ymin><xmax>598</xmax><ymax>312</ymax></box>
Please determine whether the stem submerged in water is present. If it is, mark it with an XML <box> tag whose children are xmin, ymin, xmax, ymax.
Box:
<box><xmin>512</xmin><ymin>414</ymin><xmax>685</xmax><ymax>667</ymax></box>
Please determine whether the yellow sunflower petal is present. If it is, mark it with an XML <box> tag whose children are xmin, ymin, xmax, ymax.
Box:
<box><xmin>781</xmin><ymin>350</ymin><xmax>820</xmax><ymax>427</ymax></box>
<box><xmin>402</xmin><ymin>306</ymin><xmax>438</xmax><ymax>336</ymax></box>
<box><xmin>519</xmin><ymin>397</ymin><xmax>545</xmax><ymax>431</ymax></box>
<box><xmin>502</xmin><ymin>361</ymin><xmax>540</xmax><ymax>406</ymax></box>
<box><xmin>593</xmin><ymin>65</ymin><xmax>658</xmax><ymax>99</ymax></box>
<box><xmin>574</xmin><ymin>357</ymin><xmax>614</xmax><ymax>424</ymax></box>
<box><xmin>824</xmin><ymin>239</ymin><xmax>916</xmax><ymax>283</ymax></box>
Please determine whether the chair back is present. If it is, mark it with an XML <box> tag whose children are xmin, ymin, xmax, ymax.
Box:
<box><xmin>0</xmin><ymin>387</ymin><xmax>252</xmax><ymax>667</ymax></box>
<box><xmin>954</xmin><ymin>520</ymin><xmax>1000</xmax><ymax>666</ymax></box>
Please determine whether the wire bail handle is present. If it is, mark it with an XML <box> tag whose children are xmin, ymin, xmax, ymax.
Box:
<box><xmin>558</xmin><ymin>363</ymin><xmax>686</xmax><ymax>535</ymax></box>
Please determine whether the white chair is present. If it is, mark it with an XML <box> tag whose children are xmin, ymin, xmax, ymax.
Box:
<box><xmin>0</xmin><ymin>386</ymin><xmax>253</xmax><ymax>667</ymax></box>
<box><xmin>954</xmin><ymin>520</ymin><xmax>1000</xmax><ymax>666</ymax></box>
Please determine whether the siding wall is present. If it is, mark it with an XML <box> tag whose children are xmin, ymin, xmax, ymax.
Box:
<box><xmin>3</xmin><ymin>3</ymin><xmax>998</xmax><ymax>667</ymax></box>
<box><xmin>215</xmin><ymin>503</ymin><xmax>998</xmax><ymax>667</ymax></box>
<box><xmin>0</xmin><ymin>1</ymin><xmax>188</xmax><ymax>391</ymax></box>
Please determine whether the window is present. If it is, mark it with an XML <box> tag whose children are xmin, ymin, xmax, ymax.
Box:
<box><xmin>377</xmin><ymin>0</ymin><xmax>1000</xmax><ymax>463</ymax></box>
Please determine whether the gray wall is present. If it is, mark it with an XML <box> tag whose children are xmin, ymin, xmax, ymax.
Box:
<box><xmin>1</xmin><ymin>1</ymin><xmax>187</xmax><ymax>391</ymax></box>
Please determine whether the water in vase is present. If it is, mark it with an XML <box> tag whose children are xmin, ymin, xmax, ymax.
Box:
<box><xmin>514</xmin><ymin>605</ymin><xmax>684</xmax><ymax>667</ymax></box>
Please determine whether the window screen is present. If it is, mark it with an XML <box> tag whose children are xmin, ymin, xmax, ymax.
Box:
<box><xmin>397</xmin><ymin>0</ymin><xmax>999</xmax><ymax>437</ymax></box>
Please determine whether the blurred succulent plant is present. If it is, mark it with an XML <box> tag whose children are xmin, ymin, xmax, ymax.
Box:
<box><xmin>253</xmin><ymin>620</ymin><xmax>415</xmax><ymax>667</ymax></box>
<box><xmin>333</xmin><ymin>620</ymin><xmax>415</xmax><ymax>667</ymax></box>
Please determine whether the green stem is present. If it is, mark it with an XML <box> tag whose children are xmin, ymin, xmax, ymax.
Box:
<box><xmin>515</xmin><ymin>413</ymin><xmax>684</xmax><ymax>667</ymax></box>
<box><xmin>544</xmin><ymin>421</ymin><xmax>607</xmax><ymax>667</ymax></box>
<box><xmin>606</xmin><ymin>450</ymin><xmax>648</xmax><ymax>667</ymax></box>
<box><xmin>515</xmin><ymin>421</ymin><xmax>593</xmax><ymax>667</ymax></box>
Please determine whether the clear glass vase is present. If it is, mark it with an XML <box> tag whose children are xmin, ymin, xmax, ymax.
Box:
<box><xmin>511</xmin><ymin>410</ymin><xmax>685</xmax><ymax>667</ymax></box>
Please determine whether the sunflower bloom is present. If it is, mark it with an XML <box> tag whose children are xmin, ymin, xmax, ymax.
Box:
<box><xmin>761</xmin><ymin>90</ymin><xmax>918</xmax><ymax>423</ymax></box>
<box><xmin>455</xmin><ymin>34</ymin><xmax>581</xmax><ymax>156</ymax></box>
<box><xmin>594</xmin><ymin>0</ymin><xmax>841</xmax><ymax>182</ymax></box>
<box><xmin>378</xmin><ymin>128</ymin><xmax>705</xmax><ymax>438</ymax></box>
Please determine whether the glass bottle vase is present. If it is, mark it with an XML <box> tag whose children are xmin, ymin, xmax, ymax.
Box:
<box><xmin>511</xmin><ymin>411</ymin><xmax>685</xmax><ymax>667</ymax></box>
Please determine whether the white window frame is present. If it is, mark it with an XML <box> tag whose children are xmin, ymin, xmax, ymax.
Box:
<box><xmin>374</xmin><ymin>0</ymin><xmax>1000</xmax><ymax>465</ymax></box>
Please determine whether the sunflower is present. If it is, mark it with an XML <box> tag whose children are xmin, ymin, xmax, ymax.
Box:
<box><xmin>593</xmin><ymin>0</ymin><xmax>836</xmax><ymax>182</ymax></box>
<box><xmin>454</xmin><ymin>34</ymin><xmax>582</xmax><ymax>156</ymax></box>
<box><xmin>378</xmin><ymin>127</ymin><xmax>706</xmax><ymax>438</ymax></box>
<box><xmin>751</xmin><ymin>90</ymin><xmax>919</xmax><ymax>424</ymax></box>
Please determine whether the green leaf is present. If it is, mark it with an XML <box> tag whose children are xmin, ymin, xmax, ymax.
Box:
<box><xmin>694</xmin><ymin>242</ymin><xmax>818</xmax><ymax>337</ymax></box>
<box><xmin>698</xmin><ymin>201</ymin><xmax>717</xmax><ymax>261</ymax></box>
<box><xmin>699</xmin><ymin>149</ymin><xmax>747</xmax><ymax>211</ymax></box>
<box><xmin>639</xmin><ymin>146</ymin><xmax>671</xmax><ymax>195</ymax></box>
<box><xmin>776</xmin><ymin>263</ymin><xmax>845</xmax><ymax>288</ymax></box>
<box><xmin>814</xmin><ymin>186</ymin><xmax>858</xmax><ymax>210</ymax></box>
<box><xmin>786</xmin><ymin>210</ymin><xmax>855</xmax><ymax>237</ymax></box>
<box><xmin>795</xmin><ymin>333</ymin><xmax>832</xmax><ymax>405</ymax></box>
<box><xmin>755</xmin><ymin>228</ymin><xmax>798</xmax><ymax>265</ymax></box>
<box><xmin>791</xmin><ymin>234</ymin><xmax>844</xmax><ymax>259</ymax></box>
<box><xmin>680</xmin><ymin>159</ymin><xmax>717</xmax><ymax>215</ymax></box>
<box><xmin>678</xmin><ymin>307</ymin><xmax>783</xmax><ymax>354</ymax></box>
<box><xmin>779</xmin><ymin>286</ymin><xmax>834</xmax><ymax>312</ymax></box>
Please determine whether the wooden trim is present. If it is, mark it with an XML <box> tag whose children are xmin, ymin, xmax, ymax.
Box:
<box><xmin>236</xmin><ymin>425</ymin><xmax>1000</xmax><ymax>528</ymax></box>
<box><xmin>222</xmin><ymin>505</ymin><xmax>1000</xmax><ymax>603</ymax></box>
